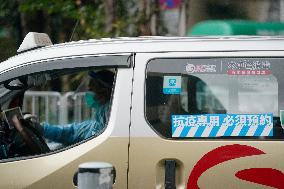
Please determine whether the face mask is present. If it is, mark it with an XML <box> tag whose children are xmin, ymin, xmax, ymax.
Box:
<box><xmin>84</xmin><ymin>92</ymin><xmax>100</xmax><ymax>109</ymax></box>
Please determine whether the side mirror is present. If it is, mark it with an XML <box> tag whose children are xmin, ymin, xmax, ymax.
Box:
<box><xmin>4</xmin><ymin>78</ymin><xmax>28</xmax><ymax>90</ymax></box>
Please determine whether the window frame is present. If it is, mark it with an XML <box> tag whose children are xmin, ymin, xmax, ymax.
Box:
<box><xmin>145</xmin><ymin>57</ymin><xmax>284</xmax><ymax>141</ymax></box>
<box><xmin>0</xmin><ymin>53</ymin><xmax>132</xmax><ymax>82</ymax></box>
<box><xmin>0</xmin><ymin>53</ymin><xmax>131</xmax><ymax>162</ymax></box>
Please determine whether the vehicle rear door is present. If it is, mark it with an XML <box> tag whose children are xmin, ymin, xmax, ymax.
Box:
<box><xmin>129</xmin><ymin>51</ymin><xmax>284</xmax><ymax>189</ymax></box>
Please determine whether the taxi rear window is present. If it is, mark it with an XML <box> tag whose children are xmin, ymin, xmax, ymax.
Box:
<box><xmin>145</xmin><ymin>58</ymin><xmax>284</xmax><ymax>139</ymax></box>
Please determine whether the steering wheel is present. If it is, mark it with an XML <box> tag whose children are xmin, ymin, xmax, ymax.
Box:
<box><xmin>11</xmin><ymin>115</ymin><xmax>50</xmax><ymax>155</ymax></box>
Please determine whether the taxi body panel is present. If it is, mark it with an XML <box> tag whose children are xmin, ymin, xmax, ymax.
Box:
<box><xmin>2</xmin><ymin>36</ymin><xmax>284</xmax><ymax>74</ymax></box>
<box><xmin>129</xmin><ymin>51</ymin><xmax>284</xmax><ymax>189</ymax></box>
<box><xmin>0</xmin><ymin>67</ymin><xmax>133</xmax><ymax>189</ymax></box>
<box><xmin>0</xmin><ymin>36</ymin><xmax>283</xmax><ymax>188</ymax></box>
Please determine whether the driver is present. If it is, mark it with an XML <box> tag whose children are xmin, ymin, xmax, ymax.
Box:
<box><xmin>42</xmin><ymin>70</ymin><xmax>114</xmax><ymax>145</ymax></box>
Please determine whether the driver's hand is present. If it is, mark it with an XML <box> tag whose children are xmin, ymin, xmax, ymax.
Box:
<box><xmin>23</xmin><ymin>113</ymin><xmax>43</xmax><ymax>135</ymax></box>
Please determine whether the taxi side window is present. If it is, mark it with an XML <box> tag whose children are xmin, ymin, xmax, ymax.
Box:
<box><xmin>146</xmin><ymin>58</ymin><xmax>284</xmax><ymax>139</ymax></box>
<box><xmin>0</xmin><ymin>68</ymin><xmax>116</xmax><ymax>160</ymax></box>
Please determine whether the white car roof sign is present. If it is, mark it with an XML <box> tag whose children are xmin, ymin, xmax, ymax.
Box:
<box><xmin>17</xmin><ymin>32</ymin><xmax>53</xmax><ymax>53</ymax></box>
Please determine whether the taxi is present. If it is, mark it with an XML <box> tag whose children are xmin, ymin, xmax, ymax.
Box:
<box><xmin>0</xmin><ymin>33</ymin><xmax>283</xmax><ymax>188</ymax></box>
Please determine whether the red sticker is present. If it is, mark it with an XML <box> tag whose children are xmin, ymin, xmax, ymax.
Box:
<box><xmin>187</xmin><ymin>144</ymin><xmax>265</xmax><ymax>189</ymax></box>
<box><xmin>227</xmin><ymin>70</ymin><xmax>271</xmax><ymax>75</ymax></box>
<box><xmin>236</xmin><ymin>168</ymin><xmax>284</xmax><ymax>188</ymax></box>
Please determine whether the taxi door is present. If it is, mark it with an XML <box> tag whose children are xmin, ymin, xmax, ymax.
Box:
<box><xmin>129</xmin><ymin>52</ymin><xmax>284</xmax><ymax>189</ymax></box>
<box><xmin>0</xmin><ymin>54</ymin><xmax>133</xmax><ymax>189</ymax></box>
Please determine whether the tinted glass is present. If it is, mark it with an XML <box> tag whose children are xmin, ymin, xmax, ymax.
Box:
<box><xmin>0</xmin><ymin>67</ymin><xmax>116</xmax><ymax>160</ymax></box>
<box><xmin>146</xmin><ymin>58</ymin><xmax>284</xmax><ymax>139</ymax></box>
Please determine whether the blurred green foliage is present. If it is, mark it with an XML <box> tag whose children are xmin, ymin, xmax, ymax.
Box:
<box><xmin>19</xmin><ymin>0</ymin><xmax>131</xmax><ymax>40</ymax></box>
<box><xmin>0</xmin><ymin>0</ymin><xmax>141</xmax><ymax>61</ymax></box>
<box><xmin>0</xmin><ymin>37</ymin><xmax>16</xmax><ymax>62</ymax></box>
<box><xmin>0</xmin><ymin>0</ymin><xmax>137</xmax><ymax>44</ymax></box>
<box><xmin>20</xmin><ymin>0</ymin><xmax>80</xmax><ymax>18</ymax></box>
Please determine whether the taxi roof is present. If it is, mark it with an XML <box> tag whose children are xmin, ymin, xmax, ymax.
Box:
<box><xmin>1</xmin><ymin>35</ymin><xmax>284</xmax><ymax>73</ymax></box>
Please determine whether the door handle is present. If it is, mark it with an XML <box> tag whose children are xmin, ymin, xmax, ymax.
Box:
<box><xmin>165</xmin><ymin>159</ymin><xmax>176</xmax><ymax>189</ymax></box>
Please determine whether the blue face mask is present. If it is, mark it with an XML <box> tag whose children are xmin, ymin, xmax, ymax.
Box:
<box><xmin>85</xmin><ymin>92</ymin><xmax>100</xmax><ymax>109</ymax></box>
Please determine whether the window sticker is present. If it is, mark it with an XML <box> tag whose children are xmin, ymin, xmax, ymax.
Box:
<box><xmin>185</xmin><ymin>63</ymin><xmax>217</xmax><ymax>74</ymax></box>
<box><xmin>227</xmin><ymin>60</ymin><xmax>271</xmax><ymax>75</ymax></box>
<box><xmin>280</xmin><ymin>110</ymin><xmax>284</xmax><ymax>129</ymax></box>
<box><xmin>163</xmin><ymin>76</ymin><xmax>181</xmax><ymax>94</ymax></box>
<box><xmin>172</xmin><ymin>114</ymin><xmax>273</xmax><ymax>138</ymax></box>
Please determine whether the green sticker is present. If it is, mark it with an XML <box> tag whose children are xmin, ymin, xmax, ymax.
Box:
<box><xmin>280</xmin><ymin>110</ymin><xmax>284</xmax><ymax>127</ymax></box>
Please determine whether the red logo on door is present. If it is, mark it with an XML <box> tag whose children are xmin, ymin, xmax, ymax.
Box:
<box><xmin>187</xmin><ymin>144</ymin><xmax>284</xmax><ymax>189</ymax></box>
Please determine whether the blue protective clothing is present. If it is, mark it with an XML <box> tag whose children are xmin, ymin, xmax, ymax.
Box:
<box><xmin>43</xmin><ymin>103</ymin><xmax>109</xmax><ymax>145</ymax></box>
<box><xmin>85</xmin><ymin>92</ymin><xmax>100</xmax><ymax>109</ymax></box>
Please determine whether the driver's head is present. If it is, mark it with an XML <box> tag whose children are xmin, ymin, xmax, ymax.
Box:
<box><xmin>88</xmin><ymin>70</ymin><xmax>114</xmax><ymax>105</ymax></box>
